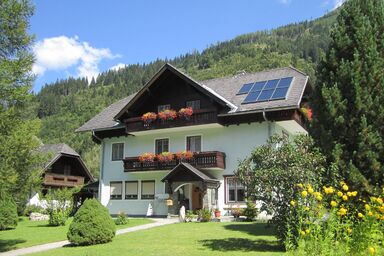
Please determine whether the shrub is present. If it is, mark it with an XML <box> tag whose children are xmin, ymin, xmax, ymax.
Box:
<box><xmin>236</xmin><ymin>135</ymin><xmax>326</xmax><ymax>242</ymax></box>
<box><xmin>0</xmin><ymin>197</ymin><xmax>18</xmax><ymax>230</ymax></box>
<box><xmin>114</xmin><ymin>211</ymin><xmax>128</xmax><ymax>225</ymax></box>
<box><xmin>49</xmin><ymin>210</ymin><xmax>67</xmax><ymax>226</ymax></box>
<box><xmin>285</xmin><ymin>182</ymin><xmax>384</xmax><ymax>255</ymax></box>
<box><xmin>243</xmin><ymin>201</ymin><xmax>258</xmax><ymax>221</ymax></box>
<box><xmin>45</xmin><ymin>188</ymin><xmax>78</xmax><ymax>226</ymax></box>
<box><xmin>67</xmin><ymin>199</ymin><xmax>116</xmax><ymax>246</ymax></box>
<box><xmin>24</xmin><ymin>205</ymin><xmax>46</xmax><ymax>216</ymax></box>
<box><xmin>185</xmin><ymin>210</ymin><xmax>197</xmax><ymax>222</ymax></box>
<box><xmin>197</xmin><ymin>208</ymin><xmax>212</xmax><ymax>222</ymax></box>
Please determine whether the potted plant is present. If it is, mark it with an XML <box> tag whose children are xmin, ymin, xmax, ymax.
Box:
<box><xmin>214</xmin><ymin>208</ymin><xmax>221</xmax><ymax>218</ymax></box>
<box><xmin>300</xmin><ymin>106</ymin><xmax>313</xmax><ymax>122</ymax></box>
<box><xmin>178</xmin><ymin>107</ymin><xmax>193</xmax><ymax>120</ymax></box>
<box><xmin>157</xmin><ymin>152</ymin><xmax>174</xmax><ymax>163</ymax></box>
<box><xmin>158</xmin><ymin>109</ymin><xmax>177</xmax><ymax>122</ymax></box>
<box><xmin>231</xmin><ymin>207</ymin><xmax>242</xmax><ymax>219</ymax></box>
<box><xmin>175</xmin><ymin>150</ymin><xmax>194</xmax><ymax>161</ymax></box>
<box><xmin>138</xmin><ymin>152</ymin><xmax>156</xmax><ymax>162</ymax></box>
<box><xmin>141</xmin><ymin>112</ymin><xmax>157</xmax><ymax>127</ymax></box>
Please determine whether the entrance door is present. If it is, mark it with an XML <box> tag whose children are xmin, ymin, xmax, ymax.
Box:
<box><xmin>191</xmin><ymin>185</ymin><xmax>202</xmax><ymax>211</ymax></box>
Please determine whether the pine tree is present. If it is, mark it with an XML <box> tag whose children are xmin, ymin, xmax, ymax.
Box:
<box><xmin>0</xmin><ymin>0</ymin><xmax>44</xmax><ymax>211</ymax></box>
<box><xmin>312</xmin><ymin>0</ymin><xmax>384</xmax><ymax>194</ymax></box>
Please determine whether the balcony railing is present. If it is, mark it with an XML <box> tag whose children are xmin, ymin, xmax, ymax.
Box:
<box><xmin>123</xmin><ymin>151</ymin><xmax>225</xmax><ymax>172</ymax></box>
<box><xmin>124</xmin><ymin>108</ymin><xmax>218</xmax><ymax>133</ymax></box>
<box><xmin>43</xmin><ymin>173</ymin><xmax>85</xmax><ymax>187</ymax></box>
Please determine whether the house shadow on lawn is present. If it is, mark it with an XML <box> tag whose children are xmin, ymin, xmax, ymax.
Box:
<box><xmin>0</xmin><ymin>239</ymin><xmax>27</xmax><ymax>252</ymax></box>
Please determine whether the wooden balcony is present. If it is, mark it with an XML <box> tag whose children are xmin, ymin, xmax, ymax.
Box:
<box><xmin>124</xmin><ymin>108</ymin><xmax>218</xmax><ymax>133</ymax></box>
<box><xmin>123</xmin><ymin>151</ymin><xmax>226</xmax><ymax>172</ymax></box>
<box><xmin>43</xmin><ymin>173</ymin><xmax>85</xmax><ymax>187</ymax></box>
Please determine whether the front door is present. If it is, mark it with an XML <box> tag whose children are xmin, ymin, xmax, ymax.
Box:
<box><xmin>191</xmin><ymin>185</ymin><xmax>202</xmax><ymax>211</ymax></box>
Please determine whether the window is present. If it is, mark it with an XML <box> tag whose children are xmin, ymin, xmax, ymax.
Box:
<box><xmin>157</xmin><ymin>104</ymin><xmax>170</xmax><ymax>112</ymax></box>
<box><xmin>125</xmin><ymin>181</ymin><xmax>138</xmax><ymax>200</ymax></box>
<box><xmin>141</xmin><ymin>181</ymin><xmax>155</xmax><ymax>199</ymax></box>
<box><xmin>110</xmin><ymin>182</ymin><xmax>122</xmax><ymax>200</ymax></box>
<box><xmin>186</xmin><ymin>136</ymin><xmax>201</xmax><ymax>152</ymax></box>
<box><xmin>112</xmin><ymin>143</ymin><xmax>124</xmax><ymax>161</ymax></box>
<box><xmin>226</xmin><ymin>177</ymin><xmax>245</xmax><ymax>203</ymax></box>
<box><xmin>155</xmin><ymin>138</ymin><xmax>169</xmax><ymax>154</ymax></box>
<box><xmin>186</xmin><ymin>100</ymin><xmax>200</xmax><ymax>110</ymax></box>
<box><xmin>63</xmin><ymin>165</ymin><xmax>71</xmax><ymax>176</ymax></box>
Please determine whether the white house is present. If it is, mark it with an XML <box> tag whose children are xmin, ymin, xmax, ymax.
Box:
<box><xmin>76</xmin><ymin>64</ymin><xmax>309</xmax><ymax>217</ymax></box>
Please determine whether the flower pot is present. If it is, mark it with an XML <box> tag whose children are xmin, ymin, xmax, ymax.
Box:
<box><xmin>214</xmin><ymin>211</ymin><xmax>221</xmax><ymax>218</ymax></box>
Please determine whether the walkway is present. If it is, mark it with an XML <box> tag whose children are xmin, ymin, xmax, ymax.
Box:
<box><xmin>1</xmin><ymin>218</ymin><xmax>179</xmax><ymax>256</ymax></box>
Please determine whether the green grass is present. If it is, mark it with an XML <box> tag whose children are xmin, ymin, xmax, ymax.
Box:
<box><xmin>33</xmin><ymin>222</ymin><xmax>285</xmax><ymax>256</ymax></box>
<box><xmin>0</xmin><ymin>217</ymin><xmax>152</xmax><ymax>252</ymax></box>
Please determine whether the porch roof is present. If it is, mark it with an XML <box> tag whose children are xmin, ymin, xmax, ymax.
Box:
<box><xmin>161</xmin><ymin>162</ymin><xmax>219</xmax><ymax>184</ymax></box>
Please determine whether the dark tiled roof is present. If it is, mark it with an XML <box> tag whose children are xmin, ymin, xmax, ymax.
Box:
<box><xmin>76</xmin><ymin>94</ymin><xmax>136</xmax><ymax>132</ymax></box>
<box><xmin>76</xmin><ymin>65</ymin><xmax>308</xmax><ymax>132</ymax></box>
<box><xmin>40</xmin><ymin>143</ymin><xmax>79</xmax><ymax>157</ymax></box>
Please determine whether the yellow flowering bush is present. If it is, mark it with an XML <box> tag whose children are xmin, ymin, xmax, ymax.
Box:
<box><xmin>286</xmin><ymin>182</ymin><xmax>384</xmax><ymax>255</ymax></box>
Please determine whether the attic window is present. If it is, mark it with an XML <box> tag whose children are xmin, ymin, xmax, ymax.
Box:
<box><xmin>158</xmin><ymin>104</ymin><xmax>170</xmax><ymax>112</ymax></box>
<box><xmin>186</xmin><ymin>100</ymin><xmax>200</xmax><ymax>110</ymax></box>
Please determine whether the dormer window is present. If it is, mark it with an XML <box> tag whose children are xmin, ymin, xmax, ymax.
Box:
<box><xmin>158</xmin><ymin>104</ymin><xmax>170</xmax><ymax>112</ymax></box>
<box><xmin>186</xmin><ymin>100</ymin><xmax>200</xmax><ymax>110</ymax></box>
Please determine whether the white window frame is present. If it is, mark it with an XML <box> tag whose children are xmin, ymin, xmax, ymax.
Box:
<box><xmin>225</xmin><ymin>176</ymin><xmax>245</xmax><ymax>203</ymax></box>
<box><xmin>125</xmin><ymin>181</ymin><xmax>138</xmax><ymax>200</ymax></box>
<box><xmin>110</xmin><ymin>181</ymin><xmax>123</xmax><ymax>200</ymax></box>
<box><xmin>111</xmin><ymin>142</ymin><xmax>124</xmax><ymax>161</ymax></box>
<box><xmin>141</xmin><ymin>180</ymin><xmax>155</xmax><ymax>200</ymax></box>
<box><xmin>154</xmin><ymin>137</ymin><xmax>170</xmax><ymax>154</ymax></box>
<box><xmin>185</xmin><ymin>134</ymin><xmax>203</xmax><ymax>152</ymax></box>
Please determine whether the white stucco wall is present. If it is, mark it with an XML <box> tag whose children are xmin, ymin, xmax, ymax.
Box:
<box><xmin>99</xmin><ymin>120</ymin><xmax>305</xmax><ymax>216</ymax></box>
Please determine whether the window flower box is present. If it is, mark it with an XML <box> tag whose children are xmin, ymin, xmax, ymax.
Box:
<box><xmin>158</xmin><ymin>109</ymin><xmax>177</xmax><ymax>121</ymax></box>
<box><xmin>175</xmin><ymin>150</ymin><xmax>194</xmax><ymax>161</ymax></box>
<box><xmin>138</xmin><ymin>152</ymin><xmax>156</xmax><ymax>162</ymax></box>
<box><xmin>141</xmin><ymin>112</ymin><xmax>157</xmax><ymax>127</ymax></box>
<box><xmin>178</xmin><ymin>107</ymin><xmax>193</xmax><ymax>120</ymax></box>
<box><xmin>157</xmin><ymin>152</ymin><xmax>174</xmax><ymax>162</ymax></box>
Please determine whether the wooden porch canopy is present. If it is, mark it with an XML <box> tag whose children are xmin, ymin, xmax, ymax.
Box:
<box><xmin>161</xmin><ymin>162</ymin><xmax>220</xmax><ymax>189</ymax></box>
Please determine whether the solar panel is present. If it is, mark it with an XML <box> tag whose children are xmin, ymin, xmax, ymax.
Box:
<box><xmin>237</xmin><ymin>83</ymin><xmax>254</xmax><ymax>95</ymax></box>
<box><xmin>243</xmin><ymin>91</ymin><xmax>261</xmax><ymax>104</ymax></box>
<box><xmin>241</xmin><ymin>77</ymin><xmax>293</xmax><ymax>104</ymax></box>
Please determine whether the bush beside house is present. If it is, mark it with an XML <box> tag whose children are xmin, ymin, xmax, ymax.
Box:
<box><xmin>67</xmin><ymin>199</ymin><xmax>116</xmax><ymax>246</ymax></box>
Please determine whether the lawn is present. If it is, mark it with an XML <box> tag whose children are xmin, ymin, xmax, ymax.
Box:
<box><xmin>33</xmin><ymin>222</ymin><xmax>285</xmax><ymax>256</ymax></box>
<box><xmin>0</xmin><ymin>217</ymin><xmax>153</xmax><ymax>252</ymax></box>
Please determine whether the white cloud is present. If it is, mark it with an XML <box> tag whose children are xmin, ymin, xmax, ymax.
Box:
<box><xmin>109</xmin><ymin>63</ymin><xmax>126</xmax><ymax>71</ymax></box>
<box><xmin>32</xmin><ymin>36</ymin><xmax>118</xmax><ymax>81</ymax></box>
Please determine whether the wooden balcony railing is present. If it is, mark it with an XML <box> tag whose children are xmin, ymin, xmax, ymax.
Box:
<box><xmin>124</xmin><ymin>108</ymin><xmax>218</xmax><ymax>133</ymax></box>
<box><xmin>123</xmin><ymin>151</ymin><xmax>225</xmax><ymax>172</ymax></box>
<box><xmin>43</xmin><ymin>173</ymin><xmax>85</xmax><ymax>187</ymax></box>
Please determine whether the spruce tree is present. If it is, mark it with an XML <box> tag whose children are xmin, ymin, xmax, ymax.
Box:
<box><xmin>312</xmin><ymin>0</ymin><xmax>384</xmax><ymax>194</ymax></box>
<box><xmin>0</xmin><ymin>0</ymin><xmax>44</xmax><ymax>211</ymax></box>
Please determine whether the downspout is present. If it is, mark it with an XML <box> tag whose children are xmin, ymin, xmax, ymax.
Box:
<box><xmin>92</xmin><ymin>130</ymin><xmax>104</xmax><ymax>202</ymax></box>
<box><xmin>263</xmin><ymin>110</ymin><xmax>272</xmax><ymax>138</ymax></box>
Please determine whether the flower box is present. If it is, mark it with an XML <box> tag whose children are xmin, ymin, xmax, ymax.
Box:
<box><xmin>158</xmin><ymin>109</ymin><xmax>177</xmax><ymax>121</ymax></box>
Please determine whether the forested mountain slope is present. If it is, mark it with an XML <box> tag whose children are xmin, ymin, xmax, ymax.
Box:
<box><xmin>31</xmin><ymin>11</ymin><xmax>337</xmax><ymax>177</ymax></box>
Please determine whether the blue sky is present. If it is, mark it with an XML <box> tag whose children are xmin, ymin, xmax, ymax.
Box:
<box><xmin>31</xmin><ymin>0</ymin><xmax>343</xmax><ymax>91</ymax></box>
